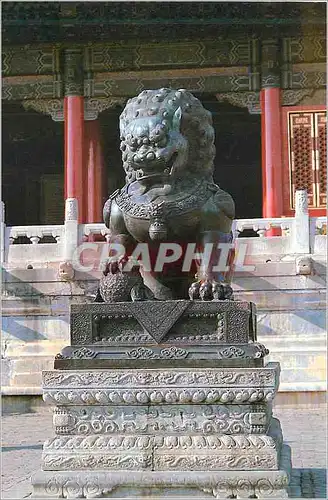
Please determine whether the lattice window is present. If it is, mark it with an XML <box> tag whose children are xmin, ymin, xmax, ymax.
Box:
<box><xmin>315</xmin><ymin>112</ymin><xmax>327</xmax><ymax>207</ymax></box>
<box><xmin>288</xmin><ymin>111</ymin><xmax>327</xmax><ymax>209</ymax></box>
<box><xmin>289</xmin><ymin>112</ymin><xmax>315</xmax><ymax>208</ymax></box>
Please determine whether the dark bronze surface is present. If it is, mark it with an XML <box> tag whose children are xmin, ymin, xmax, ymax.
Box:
<box><xmin>101</xmin><ymin>89</ymin><xmax>236</xmax><ymax>302</ymax></box>
<box><xmin>54</xmin><ymin>358</ymin><xmax>263</xmax><ymax>370</ymax></box>
<box><xmin>70</xmin><ymin>300</ymin><xmax>256</xmax><ymax>346</ymax></box>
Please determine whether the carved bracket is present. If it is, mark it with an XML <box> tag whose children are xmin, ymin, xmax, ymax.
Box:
<box><xmin>215</xmin><ymin>92</ymin><xmax>261</xmax><ymax>114</ymax></box>
<box><xmin>216</xmin><ymin>89</ymin><xmax>316</xmax><ymax>114</ymax></box>
<box><xmin>22</xmin><ymin>97</ymin><xmax>126</xmax><ymax>121</ymax></box>
<box><xmin>85</xmin><ymin>97</ymin><xmax>126</xmax><ymax>120</ymax></box>
<box><xmin>22</xmin><ymin>99</ymin><xmax>64</xmax><ymax>121</ymax></box>
<box><xmin>281</xmin><ymin>89</ymin><xmax>315</xmax><ymax>106</ymax></box>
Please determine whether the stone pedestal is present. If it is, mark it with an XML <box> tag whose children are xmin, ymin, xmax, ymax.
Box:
<box><xmin>32</xmin><ymin>300</ymin><xmax>291</xmax><ymax>498</ymax></box>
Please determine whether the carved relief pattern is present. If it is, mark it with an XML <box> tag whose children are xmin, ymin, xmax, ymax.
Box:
<box><xmin>218</xmin><ymin>344</ymin><xmax>269</xmax><ymax>359</ymax></box>
<box><xmin>43</xmin><ymin>426</ymin><xmax>281</xmax><ymax>472</ymax></box>
<box><xmin>21</xmin><ymin>98</ymin><xmax>125</xmax><ymax>121</ymax></box>
<box><xmin>70</xmin><ymin>315</ymin><xmax>92</xmax><ymax>345</ymax></box>
<box><xmin>43</xmin><ymin>454</ymin><xmax>152</xmax><ymax>471</ymax></box>
<box><xmin>126</xmin><ymin>346</ymin><xmax>188</xmax><ymax>360</ymax></box>
<box><xmin>43</xmin><ymin>477</ymin><xmax>115</xmax><ymax>499</ymax></box>
<box><xmin>202</xmin><ymin>476</ymin><xmax>289</xmax><ymax>499</ymax></box>
<box><xmin>44</xmin><ymin>433</ymin><xmax>279</xmax><ymax>451</ymax></box>
<box><xmin>84</xmin><ymin>98</ymin><xmax>127</xmax><ymax>120</ymax></box>
<box><xmin>169</xmin><ymin>332</ymin><xmax>219</xmax><ymax>343</ymax></box>
<box><xmin>289</xmin><ymin>112</ymin><xmax>316</xmax><ymax>208</ymax></box>
<box><xmin>55</xmin><ymin>342</ymin><xmax>268</xmax><ymax>362</ymax></box>
<box><xmin>216</xmin><ymin>92</ymin><xmax>261</xmax><ymax>114</ymax></box>
<box><xmin>281</xmin><ymin>89</ymin><xmax>314</xmax><ymax>106</ymax></box>
<box><xmin>126</xmin><ymin>301</ymin><xmax>190</xmax><ymax>343</ymax></box>
<box><xmin>93</xmin><ymin>316</ymin><xmax>142</xmax><ymax>343</ymax></box>
<box><xmin>115</xmin><ymin>180</ymin><xmax>209</xmax><ymax>219</ymax></box>
<box><xmin>43</xmin><ymin>452</ymin><xmax>278</xmax><ymax>471</ymax></box>
<box><xmin>152</xmin><ymin>454</ymin><xmax>277</xmax><ymax>471</ymax></box>
<box><xmin>53</xmin><ymin>405</ymin><xmax>271</xmax><ymax>435</ymax></box>
<box><xmin>38</xmin><ymin>472</ymin><xmax>289</xmax><ymax>499</ymax></box>
<box><xmin>95</xmin><ymin>332</ymin><xmax>153</xmax><ymax>344</ymax></box>
<box><xmin>22</xmin><ymin>99</ymin><xmax>64</xmax><ymax>121</ymax></box>
<box><xmin>42</xmin><ymin>367</ymin><xmax>278</xmax><ymax>388</ymax></box>
<box><xmin>215</xmin><ymin>89</ymin><xmax>316</xmax><ymax>115</ymax></box>
<box><xmin>68</xmin><ymin>301</ymin><xmax>254</xmax><ymax>346</ymax></box>
<box><xmin>169</xmin><ymin>313</ymin><xmax>226</xmax><ymax>343</ymax></box>
<box><xmin>56</xmin><ymin>348</ymin><xmax>96</xmax><ymax>360</ymax></box>
<box><xmin>43</xmin><ymin>387</ymin><xmax>276</xmax><ymax>406</ymax></box>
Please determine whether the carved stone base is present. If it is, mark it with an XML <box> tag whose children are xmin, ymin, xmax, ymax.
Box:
<box><xmin>42</xmin><ymin>417</ymin><xmax>283</xmax><ymax>472</ymax></box>
<box><xmin>32</xmin><ymin>444</ymin><xmax>291</xmax><ymax>498</ymax></box>
<box><xmin>32</xmin><ymin>300</ymin><xmax>291</xmax><ymax>498</ymax></box>
<box><xmin>52</xmin><ymin>403</ymin><xmax>273</xmax><ymax>436</ymax></box>
<box><xmin>68</xmin><ymin>300</ymin><xmax>257</xmax><ymax>346</ymax></box>
<box><xmin>42</xmin><ymin>364</ymin><xmax>280</xmax><ymax>406</ymax></box>
<box><xmin>55</xmin><ymin>342</ymin><xmax>269</xmax><ymax>369</ymax></box>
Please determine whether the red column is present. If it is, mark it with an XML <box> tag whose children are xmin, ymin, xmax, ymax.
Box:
<box><xmin>85</xmin><ymin>120</ymin><xmax>106</xmax><ymax>223</ymax></box>
<box><xmin>260</xmin><ymin>88</ymin><xmax>284</xmax><ymax>220</ymax></box>
<box><xmin>64</xmin><ymin>96</ymin><xmax>85</xmax><ymax>223</ymax></box>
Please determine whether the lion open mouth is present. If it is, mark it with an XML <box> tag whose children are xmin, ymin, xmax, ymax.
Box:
<box><xmin>135</xmin><ymin>152</ymin><xmax>178</xmax><ymax>182</ymax></box>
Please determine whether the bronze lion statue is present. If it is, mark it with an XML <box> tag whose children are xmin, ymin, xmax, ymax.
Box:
<box><xmin>99</xmin><ymin>88</ymin><xmax>235</xmax><ymax>302</ymax></box>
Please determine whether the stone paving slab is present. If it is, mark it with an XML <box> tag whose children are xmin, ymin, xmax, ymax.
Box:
<box><xmin>1</xmin><ymin>406</ymin><xmax>327</xmax><ymax>499</ymax></box>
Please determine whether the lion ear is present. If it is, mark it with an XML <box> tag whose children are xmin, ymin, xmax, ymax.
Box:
<box><xmin>172</xmin><ymin>107</ymin><xmax>182</xmax><ymax>132</ymax></box>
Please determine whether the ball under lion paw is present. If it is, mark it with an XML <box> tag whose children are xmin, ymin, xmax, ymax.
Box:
<box><xmin>99</xmin><ymin>271</ymin><xmax>143</xmax><ymax>303</ymax></box>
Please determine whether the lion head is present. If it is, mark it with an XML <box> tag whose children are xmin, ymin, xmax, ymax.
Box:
<box><xmin>119</xmin><ymin>88</ymin><xmax>215</xmax><ymax>187</ymax></box>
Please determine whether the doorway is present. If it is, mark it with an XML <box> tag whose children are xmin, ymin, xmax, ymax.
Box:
<box><xmin>197</xmin><ymin>96</ymin><xmax>262</xmax><ymax>219</ymax></box>
<box><xmin>2</xmin><ymin>102</ymin><xmax>64</xmax><ymax>226</ymax></box>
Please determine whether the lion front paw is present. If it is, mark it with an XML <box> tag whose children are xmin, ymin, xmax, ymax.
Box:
<box><xmin>188</xmin><ymin>280</ymin><xmax>233</xmax><ymax>301</ymax></box>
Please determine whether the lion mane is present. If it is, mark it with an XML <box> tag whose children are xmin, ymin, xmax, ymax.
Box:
<box><xmin>119</xmin><ymin>88</ymin><xmax>216</xmax><ymax>184</ymax></box>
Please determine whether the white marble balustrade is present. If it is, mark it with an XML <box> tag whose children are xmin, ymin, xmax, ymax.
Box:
<box><xmin>1</xmin><ymin>194</ymin><xmax>326</xmax><ymax>266</ymax></box>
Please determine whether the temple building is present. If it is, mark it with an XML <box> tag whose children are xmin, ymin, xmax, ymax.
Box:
<box><xmin>1</xmin><ymin>2</ymin><xmax>327</xmax><ymax>406</ymax></box>
<box><xmin>2</xmin><ymin>1</ymin><xmax>326</xmax><ymax>225</ymax></box>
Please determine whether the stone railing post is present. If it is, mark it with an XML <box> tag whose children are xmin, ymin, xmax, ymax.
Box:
<box><xmin>60</xmin><ymin>198</ymin><xmax>79</xmax><ymax>280</ymax></box>
<box><xmin>292</xmin><ymin>190</ymin><xmax>310</xmax><ymax>254</ymax></box>
<box><xmin>0</xmin><ymin>201</ymin><xmax>5</xmax><ymax>265</ymax></box>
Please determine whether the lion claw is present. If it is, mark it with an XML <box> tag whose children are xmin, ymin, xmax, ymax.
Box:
<box><xmin>188</xmin><ymin>281</ymin><xmax>201</xmax><ymax>300</ymax></box>
<box><xmin>189</xmin><ymin>280</ymin><xmax>233</xmax><ymax>301</ymax></box>
<box><xmin>103</xmin><ymin>256</ymin><xmax>129</xmax><ymax>276</ymax></box>
<box><xmin>199</xmin><ymin>281</ymin><xmax>213</xmax><ymax>301</ymax></box>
